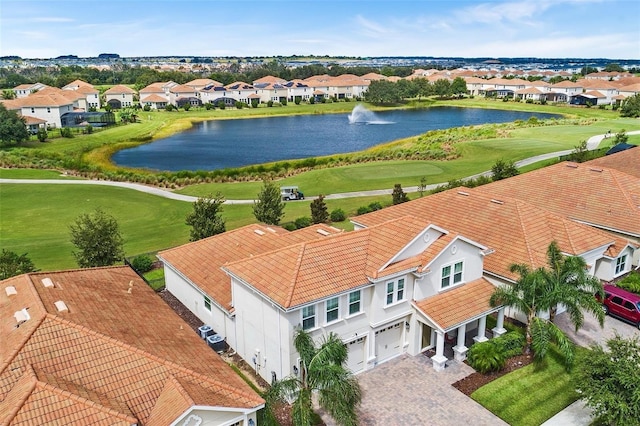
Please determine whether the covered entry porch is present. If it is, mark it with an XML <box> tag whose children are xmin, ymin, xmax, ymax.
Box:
<box><xmin>412</xmin><ymin>278</ymin><xmax>506</xmax><ymax>371</ymax></box>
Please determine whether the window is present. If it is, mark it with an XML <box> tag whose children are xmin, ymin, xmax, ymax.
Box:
<box><xmin>204</xmin><ymin>296</ymin><xmax>212</xmax><ymax>311</ymax></box>
<box><xmin>302</xmin><ymin>305</ymin><xmax>315</xmax><ymax>330</ymax></box>
<box><xmin>47</xmin><ymin>107</ymin><xmax>50</xmax><ymax>113</ymax></box>
<box><xmin>326</xmin><ymin>297</ymin><xmax>339</xmax><ymax>323</ymax></box>
<box><xmin>348</xmin><ymin>290</ymin><xmax>361</xmax><ymax>315</ymax></box>
<box><xmin>442</xmin><ymin>261</ymin><xmax>464</xmax><ymax>288</ymax></box>
<box><xmin>385</xmin><ymin>279</ymin><xmax>406</xmax><ymax>305</ymax></box>
<box><xmin>615</xmin><ymin>255</ymin><xmax>627</xmax><ymax>274</ymax></box>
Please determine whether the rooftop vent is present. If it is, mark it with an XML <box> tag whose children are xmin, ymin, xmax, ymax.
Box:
<box><xmin>54</xmin><ymin>300</ymin><xmax>68</xmax><ymax>312</ymax></box>
<box><xmin>41</xmin><ymin>277</ymin><xmax>54</xmax><ymax>288</ymax></box>
<box><xmin>265</xmin><ymin>227</ymin><xmax>277</xmax><ymax>233</ymax></box>
<box><xmin>490</xmin><ymin>199</ymin><xmax>505</xmax><ymax>205</ymax></box>
<box><xmin>254</xmin><ymin>229</ymin><xmax>266</xmax><ymax>236</ymax></box>
<box><xmin>566</xmin><ymin>163</ymin><xmax>579</xmax><ymax>168</ymax></box>
<box><xmin>457</xmin><ymin>191</ymin><xmax>470</xmax><ymax>196</ymax></box>
<box><xmin>317</xmin><ymin>229</ymin><xmax>330</xmax><ymax>236</ymax></box>
<box><xmin>14</xmin><ymin>308</ymin><xmax>30</xmax><ymax>325</ymax></box>
<box><xmin>5</xmin><ymin>286</ymin><xmax>17</xmax><ymax>296</ymax></box>
<box><xmin>589</xmin><ymin>167</ymin><xmax>603</xmax><ymax>172</ymax></box>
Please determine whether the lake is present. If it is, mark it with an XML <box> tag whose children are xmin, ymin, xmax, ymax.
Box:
<box><xmin>112</xmin><ymin>106</ymin><xmax>561</xmax><ymax>171</ymax></box>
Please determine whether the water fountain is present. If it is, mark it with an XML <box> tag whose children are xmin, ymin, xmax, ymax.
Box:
<box><xmin>348</xmin><ymin>104</ymin><xmax>393</xmax><ymax>125</ymax></box>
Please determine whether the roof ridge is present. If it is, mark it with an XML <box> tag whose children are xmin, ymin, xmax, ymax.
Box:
<box><xmin>166</xmin><ymin>374</ymin><xmax>195</xmax><ymax>406</ymax></box>
<box><xmin>0</xmin><ymin>365</ymin><xmax>38</xmax><ymax>425</ymax></box>
<box><xmin>285</xmin><ymin>244</ymin><xmax>307</xmax><ymax>308</ymax></box>
<box><xmin>514</xmin><ymin>200</ymin><xmax>538</xmax><ymax>267</ymax></box>
<box><xmin>45</xmin><ymin>315</ymin><xmax>262</xmax><ymax>406</ymax></box>
<box><xmin>606</xmin><ymin>167</ymin><xmax>638</xmax><ymax>213</ymax></box>
<box><xmin>36</xmin><ymin>378</ymin><xmax>138</xmax><ymax>423</ymax></box>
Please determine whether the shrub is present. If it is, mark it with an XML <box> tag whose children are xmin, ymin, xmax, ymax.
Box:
<box><xmin>492</xmin><ymin>331</ymin><xmax>526</xmax><ymax>358</ymax></box>
<box><xmin>143</xmin><ymin>104</ymin><xmax>151</xmax><ymax>111</ymax></box>
<box><xmin>294</xmin><ymin>96</ymin><xmax>302</xmax><ymax>105</ymax></box>
<box><xmin>356</xmin><ymin>206</ymin><xmax>371</xmax><ymax>215</ymax></box>
<box><xmin>294</xmin><ymin>216</ymin><xmax>312</xmax><ymax>229</ymax></box>
<box><xmin>165</xmin><ymin>104</ymin><xmax>174</xmax><ymax>111</ymax></box>
<box><xmin>368</xmin><ymin>201</ymin><xmax>383</xmax><ymax>211</ymax></box>
<box><xmin>60</xmin><ymin>127</ymin><xmax>74</xmax><ymax>138</ymax></box>
<box><xmin>267</xmin><ymin>100</ymin><xmax>274</xmax><ymax>107</ymax></box>
<box><xmin>330</xmin><ymin>208</ymin><xmax>346</xmax><ymax>222</ymax></box>
<box><xmin>467</xmin><ymin>341</ymin><xmax>506</xmax><ymax>373</ymax></box>
<box><xmin>282</xmin><ymin>222</ymin><xmax>297</xmax><ymax>231</ymax></box>
<box><xmin>617</xmin><ymin>272</ymin><xmax>640</xmax><ymax>294</ymax></box>
<box><xmin>251</xmin><ymin>99</ymin><xmax>259</xmax><ymax>108</ymax></box>
<box><xmin>130</xmin><ymin>254</ymin><xmax>155</xmax><ymax>274</ymax></box>
<box><xmin>36</xmin><ymin>128</ymin><xmax>48</xmax><ymax>142</ymax></box>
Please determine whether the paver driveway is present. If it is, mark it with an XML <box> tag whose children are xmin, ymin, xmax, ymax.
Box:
<box><xmin>319</xmin><ymin>353</ymin><xmax>507</xmax><ymax>426</ymax></box>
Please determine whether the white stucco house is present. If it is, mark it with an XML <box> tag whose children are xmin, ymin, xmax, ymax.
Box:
<box><xmin>104</xmin><ymin>84</ymin><xmax>136</xmax><ymax>109</ymax></box>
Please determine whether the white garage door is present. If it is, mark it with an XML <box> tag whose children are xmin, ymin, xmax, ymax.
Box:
<box><xmin>375</xmin><ymin>322</ymin><xmax>403</xmax><ymax>363</ymax></box>
<box><xmin>346</xmin><ymin>337</ymin><xmax>366</xmax><ymax>373</ymax></box>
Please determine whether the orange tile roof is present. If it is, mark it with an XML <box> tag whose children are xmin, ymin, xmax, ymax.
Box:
<box><xmin>413</xmin><ymin>278</ymin><xmax>498</xmax><ymax>331</ymax></box>
<box><xmin>140</xmin><ymin>94</ymin><xmax>168</xmax><ymax>103</ymax></box>
<box><xmin>104</xmin><ymin>84</ymin><xmax>136</xmax><ymax>95</ymax></box>
<box><xmin>475</xmin><ymin>162</ymin><xmax>640</xmax><ymax>238</ymax></box>
<box><xmin>0</xmin><ymin>266</ymin><xmax>263</xmax><ymax>425</ymax></box>
<box><xmin>352</xmin><ymin>188</ymin><xmax>625</xmax><ymax>281</ymax></box>
<box><xmin>159</xmin><ymin>224</ymin><xmax>343</xmax><ymax>311</ymax></box>
<box><xmin>586</xmin><ymin>147</ymin><xmax>640</xmax><ymax>178</ymax></box>
<box><xmin>224</xmin><ymin>218</ymin><xmax>467</xmax><ymax>308</ymax></box>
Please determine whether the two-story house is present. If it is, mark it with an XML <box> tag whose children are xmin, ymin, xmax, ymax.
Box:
<box><xmin>104</xmin><ymin>84</ymin><xmax>136</xmax><ymax>109</ymax></box>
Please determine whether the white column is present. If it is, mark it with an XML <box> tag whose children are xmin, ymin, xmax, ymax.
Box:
<box><xmin>432</xmin><ymin>330</ymin><xmax>447</xmax><ymax>371</ymax></box>
<box><xmin>453</xmin><ymin>323</ymin><xmax>468</xmax><ymax>362</ymax></box>
<box><xmin>492</xmin><ymin>308</ymin><xmax>507</xmax><ymax>338</ymax></box>
<box><xmin>474</xmin><ymin>316</ymin><xmax>489</xmax><ymax>343</ymax></box>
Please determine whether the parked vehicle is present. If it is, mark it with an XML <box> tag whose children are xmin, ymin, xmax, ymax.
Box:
<box><xmin>281</xmin><ymin>186</ymin><xmax>304</xmax><ymax>201</ymax></box>
<box><xmin>597</xmin><ymin>284</ymin><xmax>640</xmax><ymax>329</ymax></box>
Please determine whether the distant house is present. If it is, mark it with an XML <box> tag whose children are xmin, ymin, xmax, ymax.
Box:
<box><xmin>62</xmin><ymin>79</ymin><xmax>101</xmax><ymax>109</ymax></box>
<box><xmin>570</xmin><ymin>91</ymin><xmax>606</xmax><ymax>106</ymax></box>
<box><xmin>0</xmin><ymin>266</ymin><xmax>264</xmax><ymax>425</ymax></box>
<box><xmin>104</xmin><ymin>84</ymin><xmax>136</xmax><ymax>109</ymax></box>
<box><xmin>12</xmin><ymin>82</ymin><xmax>48</xmax><ymax>98</ymax></box>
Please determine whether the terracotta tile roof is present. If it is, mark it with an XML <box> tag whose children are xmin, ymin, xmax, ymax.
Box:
<box><xmin>140</xmin><ymin>94</ymin><xmax>169</xmax><ymax>103</ymax></box>
<box><xmin>475</xmin><ymin>162</ymin><xmax>640</xmax><ymax>238</ymax></box>
<box><xmin>413</xmin><ymin>278</ymin><xmax>498</xmax><ymax>331</ymax></box>
<box><xmin>21</xmin><ymin>115</ymin><xmax>47</xmax><ymax>125</ymax></box>
<box><xmin>169</xmin><ymin>84</ymin><xmax>196</xmax><ymax>94</ymax></box>
<box><xmin>551</xmin><ymin>80</ymin><xmax>582</xmax><ymax>88</ymax></box>
<box><xmin>352</xmin><ymin>188</ymin><xmax>624</xmax><ymax>281</ymax></box>
<box><xmin>253</xmin><ymin>75</ymin><xmax>287</xmax><ymax>85</ymax></box>
<box><xmin>0</xmin><ymin>99</ymin><xmax>23</xmax><ymax>110</ymax></box>
<box><xmin>159</xmin><ymin>224</ymin><xmax>343</xmax><ymax>311</ymax></box>
<box><xmin>104</xmin><ymin>84</ymin><xmax>136</xmax><ymax>95</ymax></box>
<box><xmin>19</xmin><ymin>93</ymin><xmax>75</xmax><ymax>108</ymax></box>
<box><xmin>224</xmin><ymin>218</ymin><xmax>464</xmax><ymax>309</ymax></box>
<box><xmin>0</xmin><ymin>266</ymin><xmax>263</xmax><ymax>425</ymax></box>
<box><xmin>587</xmin><ymin>146</ymin><xmax>640</xmax><ymax>178</ymax></box>
<box><xmin>62</xmin><ymin>80</ymin><xmax>94</xmax><ymax>90</ymax></box>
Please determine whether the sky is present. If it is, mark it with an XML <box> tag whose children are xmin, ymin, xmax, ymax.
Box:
<box><xmin>1</xmin><ymin>0</ymin><xmax>639</xmax><ymax>59</ymax></box>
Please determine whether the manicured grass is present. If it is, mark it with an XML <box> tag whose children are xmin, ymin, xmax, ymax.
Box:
<box><xmin>0</xmin><ymin>183</ymin><xmax>384</xmax><ymax>270</ymax></box>
<box><xmin>143</xmin><ymin>267</ymin><xmax>165</xmax><ymax>291</ymax></box>
<box><xmin>471</xmin><ymin>347</ymin><xmax>587</xmax><ymax>426</ymax></box>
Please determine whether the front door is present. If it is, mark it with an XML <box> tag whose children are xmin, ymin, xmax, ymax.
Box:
<box><xmin>421</xmin><ymin>323</ymin><xmax>433</xmax><ymax>350</ymax></box>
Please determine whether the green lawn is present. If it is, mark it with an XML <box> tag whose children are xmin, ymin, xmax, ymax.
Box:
<box><xmin>0</xmin><ymin>183</ymin><xmax>382</xmax><ymax>271</ymax></box>
<box><xmin>471</xmin><ymin>347</ymin><xmax>587</xmax><ymax>426</ymax></box>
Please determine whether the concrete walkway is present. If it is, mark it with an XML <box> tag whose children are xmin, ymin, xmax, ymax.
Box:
<box><xmin>3</xmin><ymin>131</ymin><xmax>638</xmax><ymax>204</ymax></box>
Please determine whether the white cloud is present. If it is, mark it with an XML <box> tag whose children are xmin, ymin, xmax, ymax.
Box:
<box><xmin>31</xmin><ymin>17</ymin><xmax>74</xmax><ymax>23</ymax></box>
<box><xmin>354</xmin><ymin>14</ymin><xmax>390</xmax><ymax>38</ymax></box>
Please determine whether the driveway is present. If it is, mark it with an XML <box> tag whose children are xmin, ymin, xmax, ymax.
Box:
<box><xmin>555</xmin><ymin>309</ymin><xmax>640</xmax><ymax>348</ymax></box>
<box><xmin>318</xmin><ymin>354</ymin><xmax>507</xmax><ymax>426</ymax></box>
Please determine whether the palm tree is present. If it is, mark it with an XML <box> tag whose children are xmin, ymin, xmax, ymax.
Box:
<box><xmin>263</xmin><ymin>329</ymin><xmax>362</xmax><ymax>426</ymax></box>
<box><xmin>541</xmin><ymin>241</ymin><xmax>605</xmax><ymax>329</ymax></box>
<box><xmin>490</xmin><ymin>263</ymin><xmax>576</xmax><ymax>368</ymax></box>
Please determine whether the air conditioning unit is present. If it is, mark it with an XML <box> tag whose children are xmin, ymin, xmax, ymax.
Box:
<box><xmin>206</xmin><ymin>334</ymin><xmax>227</xmax><ymax>353</ymax></box>
<box><xmin>197</xmin><ymin>325</ymin><xmax>213</xmax><ymax>339</ymax></box>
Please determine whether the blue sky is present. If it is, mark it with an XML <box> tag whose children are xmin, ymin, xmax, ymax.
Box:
<box><xmin>1</xmin><ymin>0</ymin><xmax>639</xmax><ymax>59</ymax></box>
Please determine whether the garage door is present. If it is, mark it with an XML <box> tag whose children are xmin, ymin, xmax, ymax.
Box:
<box><xmin>375</xmin><ymin>322</ymin><xmax>403</xmax><ymax>363</ymax></box>
<box><xmin>346</xmin><ymin>337</ymin><xmax>366</xmax><ymax>373</ymax></box>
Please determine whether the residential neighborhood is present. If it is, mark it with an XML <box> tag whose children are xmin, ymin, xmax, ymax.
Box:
<box><xmin>156</xmin><ymin>147</ymin><xmax>638</xmax><ymax>384</ymax></box>
<box><xmin>3</xmin><ymin>68</ymin><xmax>640</xmax><ymax>133</ymax></box>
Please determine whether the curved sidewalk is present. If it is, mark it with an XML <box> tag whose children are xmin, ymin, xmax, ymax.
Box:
<box><xmin>2</xmin><ymin>131</ymin><xmax>638</xmax><ymax>204</ymax></box>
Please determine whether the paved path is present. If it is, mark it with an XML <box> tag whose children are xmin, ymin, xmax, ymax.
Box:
<box><xmin>4</xmin><ymin>131</ymin><xmax>638</xmax><ymax>204</ymax></box>
<box><xmin>317</xmin><ymin>354</ymin><xmax>508</xmax><ymax>426</ymax></box>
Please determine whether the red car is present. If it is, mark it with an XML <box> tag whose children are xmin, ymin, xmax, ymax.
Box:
<box><xmin>597</xmin><ymin>284</ymin><xmax>640</xmax><ymax>329</ymax></box>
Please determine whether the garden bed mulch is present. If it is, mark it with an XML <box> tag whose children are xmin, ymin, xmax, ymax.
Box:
<box><xmin>452</xmin><ymin>354</ymin><xmax>533</xmax><ymax>396</ymax></box>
